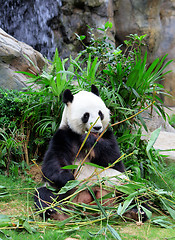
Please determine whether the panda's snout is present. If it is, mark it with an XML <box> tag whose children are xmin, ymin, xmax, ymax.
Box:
<box><xmin>93</xmin><ymin>126</ymin><xmax>102</xmax><ymax>132</ymax></box>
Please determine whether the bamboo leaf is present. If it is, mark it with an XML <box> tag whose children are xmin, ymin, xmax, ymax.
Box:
<box><xmin>23</xmin><ymin>54</ymin><xmax>39</xmax><ymax>73</ymax></box>
<box><xmin>0</xmin><ymin>215</ymin><xmax>11</xmax><ymax>227</ymax></box>
<box><xmin>87</xmin><ymin>186</ymin><xmax>108</xmax><ymax>218</ymax></box>
<box><xmin>146</xmin><ymin>127</ymin><xmax>161</xmax><ymax>152</ymax></box>
<box><xmin>151</xmin><ymin>216</ymin><xmax>175</xmax><ymax>228</ymax></box>
<box><xmin>137</xmin><ymin>114</ymin><xmax>148</xmax><ymax>132</ymax></box>
<box><xmin>58</xmin><ymin>180</ymin><xmax>80</xmax><ymax>194</ymax></box>
<box><xmin>107</xmin><ymin>224</ymin><xmax>122</xmax><ymax>240</ymax></box>
<box><xmin>22</xmin><ymin>220</ymin><xmax>36</xmax><ymax>234</ymax></box>
<box><xmin>0</xmin><ymin>230</ymin><xmax>12</xmax><ymax>239</ymax></box>
<box><xmin>160</xmin><ymin>199</ymin><xmax>175</xmax><ymax>220</ymax></box>
<box><xmin>117</xmin><ymin>197</ymin><xmax>134</xmax><ymax>216</ymax></box>
<box><xmin>84</xmin><ymin>162</ymin><xmax>104</xmax><ymax>169</ymax></box>
<box><xmin>15</xmin><ymin>71</ymin><xmax>37</xmax><ymax>77</ymax></box>
<box><xmin>87</xmin><ymin>53</ymin><xmax>91</xmax><ymax>77</ymax></box>
<box><xmin>141</xmin><ymin>205</ymin><xmax>152</xmax><ymax>219</ymax></box>
<box><xmin>61</xmin><ymin>165</ymin><xmax>78</xmax><ymax>170</ymax></box>
<box><xmin>115</xmin><ymin>183</ymin><xmax>145</xmax><ymax>195</ymax></box>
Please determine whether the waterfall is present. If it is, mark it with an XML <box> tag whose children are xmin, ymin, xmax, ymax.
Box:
<box><xmin>0</xmin><ymin>0</ymin><xmax>62</xmax><ymax>59</ymax></box>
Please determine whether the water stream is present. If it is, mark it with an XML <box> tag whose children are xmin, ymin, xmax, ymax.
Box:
<box><xmin>0</xmin><ymin>0</ymin><xmax>62</xmax><ymax>59</ymax></box>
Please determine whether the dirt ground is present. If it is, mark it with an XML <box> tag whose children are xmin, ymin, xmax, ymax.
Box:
<box><xmin>27</xmin><ymin>164</ymin><xmax>43</xmax><ymax>183</ymax></box>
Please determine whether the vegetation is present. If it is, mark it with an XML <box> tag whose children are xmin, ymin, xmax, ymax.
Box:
<box><xmin>0</xmin><ymin>22</ymin><xmax>175</xmax><ymax>239</ymax></box>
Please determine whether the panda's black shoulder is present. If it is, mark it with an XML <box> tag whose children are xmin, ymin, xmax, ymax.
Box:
<box><xmin>103</xmin><ymin>127</ymin><xmax>116</xmax><ymax>140</ymax></box>
<box><xmin>51</xmin><ymin>127</ymin><xmax>80</xmax><ymax>146</ymax></box>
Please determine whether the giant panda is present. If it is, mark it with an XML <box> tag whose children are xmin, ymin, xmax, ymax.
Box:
<box><xmin>34</xmin><ymin>85</ymin><xmax>148</xmax><ymax>221</ymax></box>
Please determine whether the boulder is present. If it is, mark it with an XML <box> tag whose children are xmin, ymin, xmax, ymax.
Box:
<box><xmin>1</xmin><ymin>0</ymin><xmax>175</xmax><ymax>105</ymax></box>
<box><xmin>141</xmin><ymin>108</ymin><xmax>175</xmax><ymax>160</ymax></box>
<box><xmin>0</xmin><ymin>28</ymin><xmax>46</xmax><ymax>91</ymax></box>
<box><xmin>157</xmin><ymin>0</ymin><xmax>175</xmax><ymax>106</ymax></box>
<box><xmin>113</xmin><ymin>0</ymin><xmax>175</xmax><ymax>106</ymax></box>
<box><xmin>54</xmin><ymin>0</ymin><xmax>115</xmax><ymax>58</ymax></box>
<box><xmin>59</xmin><ymin>0</ymin><xmax>175</xmax><ymax>106</ymax></box>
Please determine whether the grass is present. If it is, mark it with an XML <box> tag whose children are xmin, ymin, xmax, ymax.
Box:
<box><xmin>1</xmin><ymin>224</ymin><xmax>175</xmax><ymax>240</ymax></box>
<box><xmin>1</xmin><ymin>172</ymin><xmax>175</xmax><ymax>240</ymax></box>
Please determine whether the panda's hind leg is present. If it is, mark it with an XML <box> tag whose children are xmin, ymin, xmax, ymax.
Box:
<box><xmin>93</xmin><ymin>187</ymin><xmax>114</xmax><ymax>206</ymax></box>
<box><xmin>123</xmin><ymin>206</ymin><xmax>148</xmax><ymax>223</ymax></box>
<box><xmin>34</xmin><ymin>186</ymin><xmax>68</xmax><ymax>220</ymax></box>
<box><xmin>72</xmin><ymin>189</ymin><xmax>93</xmax><ymax>204</ymax></box>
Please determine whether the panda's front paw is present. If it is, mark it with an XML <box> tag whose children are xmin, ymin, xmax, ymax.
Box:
<box><xmin>55</xmin><ymin>170</ymin><xmax>74</xmax><ymax>189</ymax></box>
<box><xmin>82</xmin><ymin>133</ymin><xmax>97</xmax><ymax>148</ymax></box>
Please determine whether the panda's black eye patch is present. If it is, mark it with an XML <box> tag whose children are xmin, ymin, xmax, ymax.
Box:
<box><xmin>98</xmin><ymin>110</ymin><xmax>104</xmax><ymax>120</ymax></box>
<box><xmin>82</xmin><ymin>112</ymin><xmax>90</xmax><ymax>123</ymax></box>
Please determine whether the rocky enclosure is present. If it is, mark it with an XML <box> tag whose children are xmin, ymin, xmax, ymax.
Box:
<box><xmin>0</xmin><ymin>29</ymin><xmax>46</xmax><ymax>90</ymax></box>
<box><xmin>0</xmin><ymin>0</ymin><xmax>175</xmax><ymax>105</ymax></box>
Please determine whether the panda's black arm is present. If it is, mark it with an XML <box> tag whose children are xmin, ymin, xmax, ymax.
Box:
<box><xmin>82</xmin><ymin>128</ymin><xmax>125</xmax><ymax>173</ymax></box>
<box><xmin>42</xmin><ymin>129</ymin><xmax>78</xmax><ymax>189</ymax></box>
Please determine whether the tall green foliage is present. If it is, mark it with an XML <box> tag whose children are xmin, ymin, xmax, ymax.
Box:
<box><xmin>72</xmin><ymin>22</ymin><xmax>172</xmax><ymax>180</ymax></box>
<box><xmin>75</xmin><ymin>22</ymin><xmax>172</xmax><ymax>124</ymax></box>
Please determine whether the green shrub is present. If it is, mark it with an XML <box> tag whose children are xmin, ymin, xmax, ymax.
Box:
<box><xmin>0</xmin><ymin>88</ymin><xmax>60</xmax><ymax>174</ymax></box>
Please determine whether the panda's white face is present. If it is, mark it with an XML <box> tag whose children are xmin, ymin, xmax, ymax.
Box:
<box><xmin>60</xmin><ymin>90</ymin><xmax>110</xmax><ymax>135</ymax></box>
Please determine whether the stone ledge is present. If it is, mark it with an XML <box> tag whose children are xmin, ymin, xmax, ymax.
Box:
<box><xmin>0</xmin><ymin>28</ymin><xmax>46</xmax><ymax>91</ymax></box>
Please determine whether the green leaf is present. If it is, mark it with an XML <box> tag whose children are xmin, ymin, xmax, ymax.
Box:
<box><xmin>146</xmin><ymin>127</ymin><xmax>161</xmax><ymax>152</ymax></box>
<box><xmin>88</xmin><ymin>228</ymin><xmax>105</xmax><ymax>237</ymax></box>
<box><xmin>84</xmin><ymin>162</ymin><xmax>104</xmax><ymax>169</ymax></box>
<box><xmin>151</xmin><ymin>216</ymin><xmax>175</xmax><ymax>228</ymax></box>
<box><xmin>0</xmin><ymin>215</ymin><xmax>11</xmax><ymax>227</ymax></box>
<box><xmin>0</xmin><ymin>230</ymin><xmax>12</xmax><ymax>239</ymax></box>
<box><xmin>87</xmin><ymin>186</ymin><xmax>107</xmax><ymax>218</ymax></box>
<box><xmin>61</xmin><ymin>165</ymin><xmax>78</xmax><ymax>170</ymax></box>
<box><xmin>59</xmin><ymin>180</ymin><xmax>80</xmax><ymax>194</ymax></box>
<box><xmin>115</xmin><ymin>183</ymin><xmax>144</xmax><ymax>195</ymax></box>
<box><xmin>160</xmin><ymin>199</ymin><xmax>175</xmax><ymax>220</ymax></box>
<box><xmin>105</xmin><ymin>21</ymin><xmax>113</xmax><ymax>29</ymax></box>
<box><xmin>15</xmin><ymin>71</ymin><xmax>37</xmax><ymax>77</ymax></box>
<box><xmin>141</xmin><ymin>205</ymin><xmax>152</xmax><ymax>219</ymax></box>
<box><xmin>22</xmin><ymin>220</ymin><xmax>36</xmax><ymax>234</ymax></box>
<box><xmin>80</xmin><ymin>35</ymin><xmax>86</xmax><ymax>41</ymax></box>
<box><xmin>45</xmin><ymin>183</ymin><xmax>58</xmax><ymax>192</ymax></box>
<box><xmin>23</xmin><ymin>54</ymin><xmax>39</xmax><ymax>73</ymax></box>
<box><xmin>117</xmin><ymin>197</ymin><xmax>134</xmax><ymax>216</ymax></box>
<box><xmin>107</xmin><ymin>224</ymin><xmax>122</xmax><ymax>240</ymax></box>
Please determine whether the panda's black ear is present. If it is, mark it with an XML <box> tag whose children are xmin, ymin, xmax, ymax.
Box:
<box><xmin>91</xmin><ymin>85</ymin><xmax>99</xmax><ymax>96</ymax></box>
<box><xmin>63</xmin><ymin>89</ymin><xmax>74</xmax><ymax>104</ymax></box>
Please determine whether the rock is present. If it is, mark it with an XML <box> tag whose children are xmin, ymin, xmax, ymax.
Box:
<box><xmin>1</xmin><ymin>0</ymin><xmax>175</xmax><ymax>105</ymax></box>
<box><xmin>55</xmin><ymin>0</ymin><xmax>115</xmax><ymax>58</ymax></box>
<box><xmin>113</xmin><ymin>0</ymin><xmax>163</xmax><ymax>56</ymax></box>
<box><xmin>113</xmin><ymin>0</ymin><xmax>175</xmax><ymax>106</ymax></box>
<box><xmin>0</xmin><ymin>28</ymin><xmax>46</xmax><ymax>91</ymax></box>
<box><xmin>156</xmin><ymin>0</ymin><xmax>175</xmax><ymax>106</ymax></box>
<box><xmin>59</xmin><ymin>0</ymin><xmax>175</xmax><ymax>106</ymax></box>
<box><xmin>141</xmin><ymin>109</ymin><xmax>175</xmax><ymax>133</ymax></box>
<box><xmin>153</xmin><ymin>131</ymin><xmax>175</xmax><ymax>160</ymax></box>
<box><xmin>141</xmin><ymin>108</ymin><xmax>175</xmax><ymax>160</ymax></box>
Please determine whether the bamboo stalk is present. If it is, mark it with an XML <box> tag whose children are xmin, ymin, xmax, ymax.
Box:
<box><xmin>74</xmin><ymin>101</ymin><xmax>155</xmax><ymax>179</ymax></box>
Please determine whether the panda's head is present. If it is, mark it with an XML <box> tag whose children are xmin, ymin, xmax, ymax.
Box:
<box><xmin>60</xmin><ymin>85</ymin><xmax>110</xmax><ymax>135</ymax></box>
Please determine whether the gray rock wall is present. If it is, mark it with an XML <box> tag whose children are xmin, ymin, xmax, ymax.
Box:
<box><xmin>0</xmin><ymin>29</ymin><xmax>46</xmax><ymax>91</ymax></box>
<box><xmin>1</xmin><ymin>0</ymin><xmax>175</xmax><ymax>106</ymax></box>
<box><xmin>113</xmin><ymin>0</ymin><xmax>175</xmax><ymax>106</ymax></box>
<box><xmin>56</xmin><ymin>0</ymin><xmax>175</xmax><ymax>106</ymax></box>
